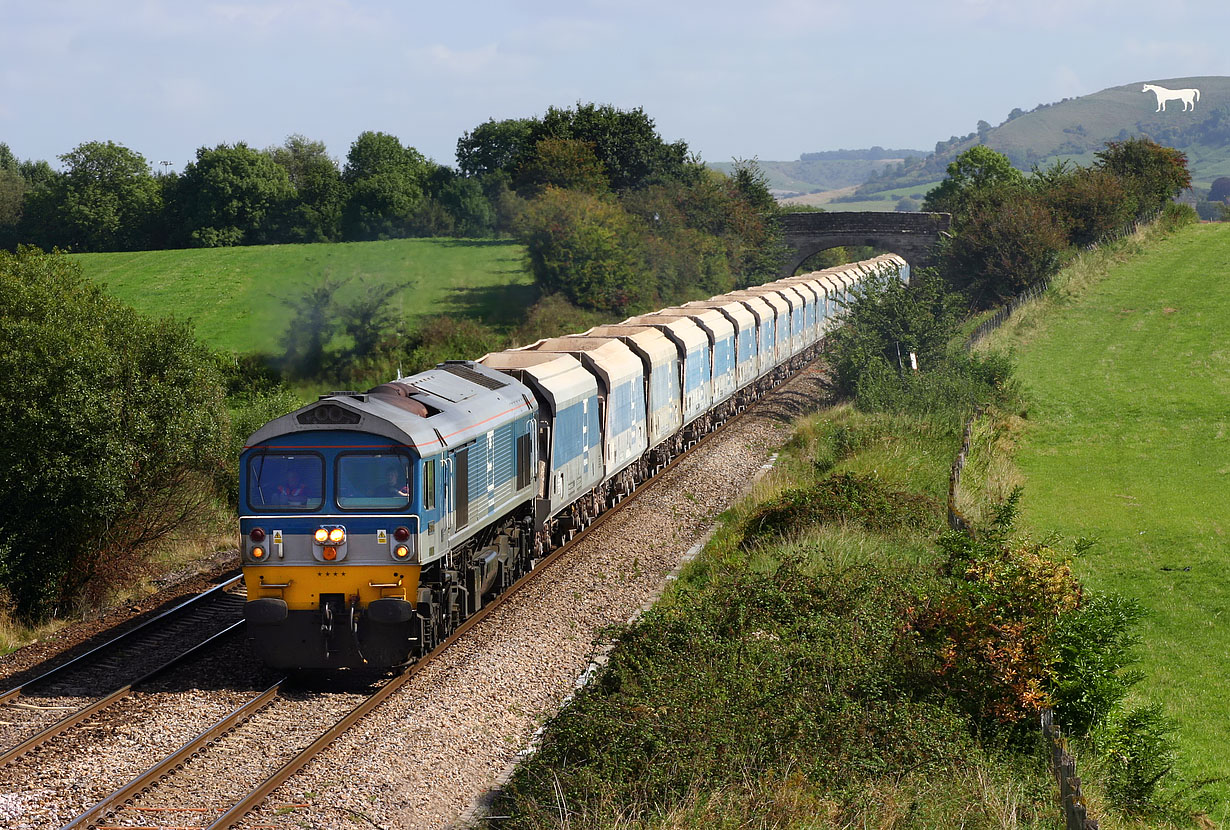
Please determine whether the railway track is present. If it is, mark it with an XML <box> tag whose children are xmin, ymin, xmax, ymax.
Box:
<box><xmin>41</xmin><ymin>361</ymin><xmax>807</xmax><ymax>830</ymax></box>
<box><xmin>2</xmin><ymin>358</ymin><xmax>827</xmax><ymax>830</ymax></box>
<box><xmin>0</xmin><ymin>575</ymin><xmax>246</xmax><ymax>766</ymax></box>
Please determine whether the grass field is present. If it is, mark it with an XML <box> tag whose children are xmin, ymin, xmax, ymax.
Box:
<box><xmin>987</xmin><ymin>222</ymin><xmax>1230</xmax><ymax>819</ymax></box>
<box><xmin>72</xmin><ymin>238</ymin><xmax>533</xmax><ymax>355</ymax></box>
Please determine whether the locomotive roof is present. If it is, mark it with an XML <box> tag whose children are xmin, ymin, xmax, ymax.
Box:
<box><xmin>244</xmin><ymin>360</ymin><xmax>535</xmax><ymax>454</ymax></box>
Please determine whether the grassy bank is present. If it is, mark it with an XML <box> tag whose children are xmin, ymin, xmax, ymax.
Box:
<box><xmin>979</xmin><ymin>221</ymin><xmax>1230</xmax><ymax>821</ymax></box>
<box><xmin>72</xmin><ymin>237</ymin><xmax>532</xmax><ymax>354</ymax></box>
<box><xmin>491</xmin><ymin>405</ymin><xmax>1088</xmax><ymax>829</ymax></box>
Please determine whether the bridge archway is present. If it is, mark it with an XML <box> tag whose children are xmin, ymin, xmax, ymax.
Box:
<box><xmin>779</xmin><ymin>211</ymin><xmax>950</xmax><ymax>277</ymax></box>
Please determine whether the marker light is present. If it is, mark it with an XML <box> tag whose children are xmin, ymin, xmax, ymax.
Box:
<box><xmin>314</xmin><ymin>528</ymin><xmax>329</xmax><ymax>544</ymax></box>
<box><xmin>394</xmin><ymin>545</ymin><xmax>410</xmax><ymax>559</ymax></box>
<box><xmin>393</xmin><ymin>526</ymin><xmax>410</xmax><ymax>542</ymax></box>
<box><xmin>249</xmin><ymin>527</ymin><xmax>266</xmax><ymax>543</ymax></box>
<box><xmin>328</xmin><ymin>527</ymin><xmax>346</xmax><ymax>544</ymax></box>
<box><xmin>323</xmin><ymin>546</ymin><xmax>338</xmax><ymax>561</ymax></box>
<box><xmin>252</xmin><ymin>546</ymin><xmax>266</xmax><ymax>560</ymax></box>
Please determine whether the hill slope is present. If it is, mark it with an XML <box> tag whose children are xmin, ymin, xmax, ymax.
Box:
<box><xmin>989</xmin><ymin>223</ymin><xmax>1230</xmax><ymax>818</ymax></box>
<box><xmin>711</xmin><ymin>150</ymin><xmax>928</xmax><ymax>196</ymax></box>
<box><xmin>859</xmin><ymin>76</ymin><xmax>1230</xmax><ymax>196</ymax></box>
<box><xmin>72</xmin><ymin>238</ymin><xmax>532</xmax><ymax>355</ymax></box>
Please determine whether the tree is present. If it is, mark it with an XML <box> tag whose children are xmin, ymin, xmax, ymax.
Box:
<box><xmin>267</xmin><ymin>134</ymin><xmax>345</xmax><ymax>242</ymax></box>
<box><xmin>922</xmin><ymin>146</ymin><xmax>1024</xmax><ymax>217</ymax></box>
<box><xmin>825</xmin><ymin>267</ymin><xmax>964</xmax><ymax>398</ymax></box>
<box><xmin>456</xmin><ymin>118</ymin><xmax>536</xmax><ymax>179</ymax></box>
<box><xmin>458</xmin><ymin>104</ymin><xmax>692</xmax><ymax>195</ymax></box>
<box><xmin>942</xmin><ymin>187</ymin><xmax>1067</xmax><ymax>308</ymax></box>
<box><xmin>176</xmin><ymin>143</ymin><xmax>294</xmax><ymax>246</ymax></box>
<box><xmin>516</xmin><ymin>138</ymin><xmax>609</xmax><ymax>196</ymax></box>
<box><xmin>1209</xmin><ymin>177</ymin><xmax>1230</xmax><ymax>203</ymax></box>
<box><xmin>1042</xmin><ymin>166</ymin><xmax>1134</xmax><ymax>247</ymax></box>
<box><xmin>538</xmin><ymin>103</ymin><xmax>690</xmax><ymax>192</ymax></box>
<box><xmin>517</xmin><ymin>187</ymin><xmax>652</xmax><ymax>313</ymax></box>
<box><xmin>341</xmin><ymin>131</ymin><xmax>431</xmax><ymax>240</ymax></box>
<box><xmin>0</xmin><ymin>145</ymin><xmax>24</xmax><ymax>246</ymax></box>
<box><xmin>431</xmin><ymin>172</ymin><xmax>496</xmax><ymax>237</ymax></box>
<box><xmin>0</xmin><ymin>248</ymin><xmax>229</xmax><ymax>620</ymax></box>
<box><xmin>1093</xmin><ymin>138</ymin><xmax>1190</xmax><ymax>217</ymax></box>
<box><xmin>51</xmin><ymin>141</ymin><xmax>163</xmax><ymax>251</ymax></box>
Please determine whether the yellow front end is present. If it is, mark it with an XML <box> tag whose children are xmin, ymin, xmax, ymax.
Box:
<box><xmin>244</xmin><ymin>564</ymin><xmax>421</xmax><ymax>610</ymax></box>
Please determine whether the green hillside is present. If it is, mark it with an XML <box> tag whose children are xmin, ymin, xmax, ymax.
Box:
<box><xmin>856</xmin><ymin>75</ymin><xmax>1230</xmax><ymax>198</ymax></box>
<box><xmin>987</xmin><ymin>223</ymin><xmax>1230</xmax><ymax>818</ymax></box>
<box><xmin>71</xmin><ymin>238</ymin><xmax>532</xmax><ymax>355</ymax></box>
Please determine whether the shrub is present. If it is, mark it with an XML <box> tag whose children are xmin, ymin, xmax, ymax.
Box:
<box><xmin>1043</xmin><ymin>167</ymin><xmax>1136</xmax><ymax>247</ymax></box>
<box><xmin>1091</xmin><ymin>704</ymin><xmax>1178</xmax><ymax>812</ymax></box>
<box><xmin>942</xmin><ymin>187</ymin><xmax>1068</xmax><ymax>309</ymax></box>
<box><xmin>825</xmin><ymin>268</ymin><xmax>964</xmax><ymax>399</ymax></box>
<box><xmin>517</xmin><ymin>186</ymin><xmax>654</xmax><ymax>314</ymax></box>
<box><xmin>0</xmin><ymin>248</ymin><xmax>229</xmax><ymax>620</ymax></box>
<box><xmin>742</xmin><ymin>472</ymin><xmax>940</xmax><ymax>541</ymax></box>
<box><xmin>916</xmin><ymin>532</ymin><xmax>1083</xmax><ymax>732</ymax></box>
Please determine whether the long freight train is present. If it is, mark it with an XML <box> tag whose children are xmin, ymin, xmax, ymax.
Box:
<box><xmin>238</xmin><ymin>254</ymin><xmax>908</xmax><ymax>669</ymax></box>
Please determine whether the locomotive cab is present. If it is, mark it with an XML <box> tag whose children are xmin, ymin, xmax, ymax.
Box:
<box><xmin>240</xmin><ymin>364</ymin><xmax>538</xmax><ymax>670</ymax></box>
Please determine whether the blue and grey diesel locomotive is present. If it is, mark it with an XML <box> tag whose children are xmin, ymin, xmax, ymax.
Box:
<box><xmin>238</xmin><ymin>255</ymin><xmax>908</xmax><ymax>669</ymax></box>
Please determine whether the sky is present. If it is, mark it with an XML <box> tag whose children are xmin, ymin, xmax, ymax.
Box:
<box><xmin>2</xmin><ymin>0</ymin><xmax>1228</xmax><ymax>172</ymax></box>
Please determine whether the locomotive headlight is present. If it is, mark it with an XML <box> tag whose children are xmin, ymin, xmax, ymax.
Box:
<box><xmin>251</xmin><ymin>546</ymin><xmax>266</xmax><ymax>560</ymax></box>
<box><xmin>323</xmin><ymin>546</ymin><xmax>338</xmax><ymax>561</ymax></box>
<box><xmin>314</xmin><ymin>528</ymin><xmax>329</xmax><ymax>544</ymax></box>
<box><xmin>249</xmin><ymin>527</ymin><xmax>266</xmax><ymax>543</ymax></box>
<box><xmin>328</xmin><ymin>527</ymin><xmax>346</xmax><ymax>544</ymax></box>
<box><xmin>394</xmin><ymin>544</ymin><xmax>410</xmax><ymax>560</ymax></box>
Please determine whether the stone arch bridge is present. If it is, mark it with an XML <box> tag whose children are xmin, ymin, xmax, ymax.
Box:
<box><xmin>779</xmin><ymin>211</ymin><xmax>951</xmax><ymax>276</ymax></box>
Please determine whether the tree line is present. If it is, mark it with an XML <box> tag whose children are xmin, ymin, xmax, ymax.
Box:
<box><xmin>924</xmin><ymin>137</ymin><xmax>1192</xmax><ymax>308</ymax></box>
<box><xmin>0</xmin><ymin>103</ymin><xmax>787</xmax><ymax>624</ymax></box>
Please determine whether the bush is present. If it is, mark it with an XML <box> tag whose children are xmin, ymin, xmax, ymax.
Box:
<box><xmin>1043</xmin><ymin>167</ymin><xmax>1136</xmax><ymax>247</ymax></box>
<box><xmin>942</xmin><ymin>187</ymin><xmax>1068</xmax><ymax>309</ymax></box>
<box><xmin>1091</xmin><ymin>704</ymin><xmax>1178</xmax><ymax>812</ymax></box>
<box><xmin>517</xmin><ymin>186</ymin><xmax>654</xmax><ymax>314</ymax></box>
<box><xmin>825</xmin><ymin>268</ymin><xmax>964</xmax><ymax>399</ymax></box>
<box><xmin>742</xmin><ymin>472</ymin><xmax>940</xmax><ymax>541</ymax></box>
<box><xmin>0</xmin><ymin>248</ymin><xmax>230</xmax><ymax>620</ymax></box>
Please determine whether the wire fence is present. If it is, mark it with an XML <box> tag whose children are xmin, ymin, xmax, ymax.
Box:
<box><xmin>961</xmin><ymin>210</ymin><xmax>1159</xmax><ymax>352</ymax></box>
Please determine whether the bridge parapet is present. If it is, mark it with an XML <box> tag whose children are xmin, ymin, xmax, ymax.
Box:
<box><xmin>779</xmin><ymin>211</ymin><xmax>950</xmax><ymax>276</ymax></box>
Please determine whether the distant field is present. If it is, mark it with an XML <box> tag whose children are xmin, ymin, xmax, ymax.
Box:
<box><xmin>993</xmin><ymin>223</ymin><xmax>1230</xmax><ymax>817</ymax></box>
<box><xmin>72</xmin><ymin>238</ymin><xmax>533</xmax><ymax>355</ymax></box>
<box><xmin>779</xmin><ymin>181</ymin><xmax>940</xmax><ymax>211</ymax></box>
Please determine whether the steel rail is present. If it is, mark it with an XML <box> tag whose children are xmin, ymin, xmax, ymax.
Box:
<box><xmin>0</xmin><ymin>573</ymin><xmax>243</xmax><ymax>707</ymax></box>
<box><xmin>62</xmin><ymin>679</ymin><xmax>286</xmax><ymax>830</ymax></box>
<box><xmin>0</xmin><ymin>620</ymin><xmax>247</xmax><ymax>767</ymax></box>
<box><xmin>202</xmin><ymin>350</ymin><xmax>825</xmax><ymax>830</ymax></box>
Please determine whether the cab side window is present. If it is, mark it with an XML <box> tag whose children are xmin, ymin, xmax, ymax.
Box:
<box><xmin>423</xmin><ymin>459</ymin><xmax>436</xmax><ymax>510</ymax></box>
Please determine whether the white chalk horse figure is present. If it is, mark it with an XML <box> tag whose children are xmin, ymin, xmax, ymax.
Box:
<box><xmin>1142</xmin><ymin>83</ymin><xmax>1200</xmax><ymax>112</ymax></box>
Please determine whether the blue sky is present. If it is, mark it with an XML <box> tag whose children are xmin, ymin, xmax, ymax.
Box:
<box><xmin>2</xmin><ymin>0</ymin><xmax>1227</xmax><ymax>171</ymax></box>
